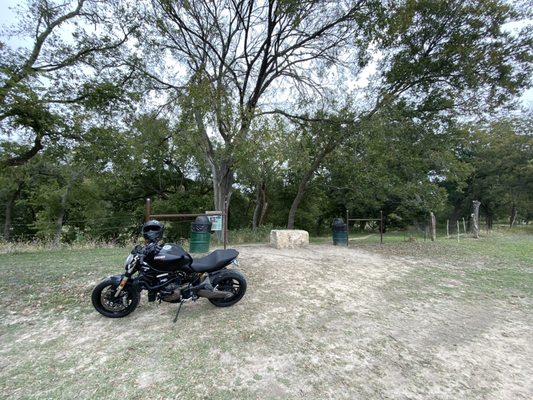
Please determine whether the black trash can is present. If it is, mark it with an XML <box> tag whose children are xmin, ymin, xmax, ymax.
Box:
<box><xmin>190</xmin><ymin>215</ymin><xmax>212</xmax><ymax>253</ymax></box>
<box><xmin>332</xmin><ymin>218</ymin><xmax>348</xmax><ymax>246</ymax></box>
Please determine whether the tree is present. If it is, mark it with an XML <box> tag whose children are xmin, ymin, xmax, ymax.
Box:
<box><xmin>283</xmin><ymin>111</ymin><xmax>352</xmax><ymax>228</ymax></box>
<box><xmin>234</xmin><ymin>116</ymin><xmax>287</xmax><ymax>229</ymax></box>
<box><xmin>140</xmin><ymin>0</ymin><xmax>383</xmax><ymax>215</ymax></box>
<box><xmin>0</xmin><ymin>0</ymin><xmax>139</xmax><ymax>167</ymax></box>
<box><xmin>0</xmin><ymin>0</ymin><xmax>142</xmax><ymax>241</ymax></box>
<box><xmin>0</xmin><ymin>165</ymin><xmax>27</xmax><ymax>241</ymax></box>
<box><xmin>322</xmin><ymin>103</ymin><xmax>470</xmax><ymax>227</ymax></box>
<box><xmin>460</xmin><ymin>115</ymin><xmax>533</xmax><ymax>228</ymax></box>
<box><xmin>282</xmin><ymin>0</ymin><xmax>532</xmax><ymax>227</ymax></box>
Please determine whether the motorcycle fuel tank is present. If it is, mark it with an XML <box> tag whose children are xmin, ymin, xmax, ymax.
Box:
<box><xmin>148</xmin><ymin>243</ymin><xmax>193</xmax><ymax>272</ymax></box>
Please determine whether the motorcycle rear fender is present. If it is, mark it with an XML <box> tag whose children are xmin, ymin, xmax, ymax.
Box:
<box><xmin>204</xmin><ymin>267</ymin><xmax>233</xmax><ymax>283</ymax></box>
<box><xmin>206</xmin><ymin>267</ymin><xmax>227</xmax><ymax>280</ymax></box>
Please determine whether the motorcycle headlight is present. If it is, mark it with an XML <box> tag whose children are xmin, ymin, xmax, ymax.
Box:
<box><xmin>124</xmin><ymin>254</ymin><xmax>134</xmax><ymax>268</ymax></box>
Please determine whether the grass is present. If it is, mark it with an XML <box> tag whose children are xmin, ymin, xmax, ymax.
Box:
<box><xmin>309</xmin><ymin>228</ymin><xmax>532</xmax><ymax>305</ymax></box>
<box><xmin>0</xmin><ymin>231</ymin><xmax>531</xmax><ymax>399</ymax></box>
<box><xmin>357</xmin><ymin>229</ymin><xmax>533</xmax><ymax>303</ymax></box>
<box><xmin>0</xmin><ymin>247</ymin><xmax>125</xmax><ymax>314</ymax></box>
<box><xmin>1</xmin><ymin>230</ymin><xmax>530</xmax><ymax>314</ymax></box>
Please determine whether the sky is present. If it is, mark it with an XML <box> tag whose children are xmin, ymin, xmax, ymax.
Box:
<box><xmin>1</xmin><ymin>0</ymin><xmax>532</xmax><ymax>108</ymax></box>
<box><xmin>0</xmin><ymin>0</ymin><xmax>18</xmax><ymax>28</ymax></box>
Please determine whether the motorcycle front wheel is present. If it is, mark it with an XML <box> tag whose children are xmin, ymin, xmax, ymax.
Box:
<box><xmin>209</xmin><ymin>270</ymin><xmax>247</xmax><ymax>307</ymax></box>
<box><xmin>91</xmin><ymin>278</ymin><xmax>140</xmax><ymax>318</ymax></box>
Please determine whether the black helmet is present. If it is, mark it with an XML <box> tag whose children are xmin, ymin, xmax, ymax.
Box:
<box><xmin>142</xmin><ymin>220</ymin><xmax>164</xmax><ymax>243</ymax></box>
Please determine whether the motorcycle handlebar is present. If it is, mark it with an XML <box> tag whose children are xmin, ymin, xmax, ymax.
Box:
<box><xmin>131</xmin><ymin>243</ymin><xmax>161</xmax><ymax>256</ymax></box>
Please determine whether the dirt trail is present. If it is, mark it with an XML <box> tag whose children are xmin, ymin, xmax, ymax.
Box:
<box><xmin>0</xmin><ymin>244</ymin><xmax>531</xmax><ymax>399</ymax></box>
<box><xmin>229</xmin><ymin>244</ymin><xmax>532</xmax><ymax>399</ymax></box>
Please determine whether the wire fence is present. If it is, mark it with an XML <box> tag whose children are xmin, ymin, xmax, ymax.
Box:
<box><xmin>2</xmin><ymin>215</ymin><xmax>202</xmax><ymax>244</ymax></box>
<box><xmin>342</xmin><ymin>212</ymin><xmax>491</xmax><ymax>244</ymax></box>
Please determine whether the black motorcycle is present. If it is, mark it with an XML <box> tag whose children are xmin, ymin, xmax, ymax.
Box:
<box><xmin>91</xmin><ymin>220</ymin><xmax>246</xmax><ymax>320</ymax></box>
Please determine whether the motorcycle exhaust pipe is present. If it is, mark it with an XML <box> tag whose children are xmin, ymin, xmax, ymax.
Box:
<box><xmin>197</xmin><ymin>289</ymin><xmax>233</xmax><ymax>299</ymax></box>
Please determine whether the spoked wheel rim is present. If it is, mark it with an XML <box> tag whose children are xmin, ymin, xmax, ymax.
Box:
<box><xmin>100</xmin><ymin>286</ymin><xmax>134</xmax><ymax>313</ymax></box>
<box><xmin>215</xmin><ymin>278</ymin><xmax>243</xmax><ymax>303</ymax></box>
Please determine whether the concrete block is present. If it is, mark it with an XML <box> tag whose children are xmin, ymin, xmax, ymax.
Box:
<box><xmin>270</xmin><ymin>230</ymin><xmax>309</xmax><ymax>249</ymax></box>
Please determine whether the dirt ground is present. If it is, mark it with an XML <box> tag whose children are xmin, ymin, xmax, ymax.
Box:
<box><xmin>1</xmin><ymin>243</ymin><xmax>532</xmax><ymax>399</ymax></box>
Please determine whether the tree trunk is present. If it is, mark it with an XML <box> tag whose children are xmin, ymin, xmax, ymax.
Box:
<box><xmin>510</xmin><ymin>203</ymin><xmax>517</xmax><ymax>227</ymax></box>
<box><xmin>52</xmin><ymin>185</ymin><xmax>72</xmax><ymax>247</ymax></box>
<box><xmin>213</xmin><ymin>165</ymin><xmax>233</xmax><ymax>213</ymax></box>
<box><xmin>486</xmin><ymin>209</ymin><xmax>493</xmax><ymax>232</ymax></box>
<box><xmin>252</xmin><ymin>181</ymin><xmax>267</xmax><ymax>230</ymax></box>
<box><xmin>252</xmin><ymin>188</ymin><xmax>261</xmax><ymax>230</ymax></box>
<box><xmin>287</xmin><ymin>145</ymin><xmax>334</xmax><ymax>229</ymax></box>
<box><xmin>209</xmin><ymin>160</ymin><xmax>233</xmax><ymax>241</ymax></box>
<box><xmin>287</xmin><ymin>175</ymin><xmax>311</xmax><ymax>229</ymax></box>
<box><xmin>193</xmin><ymin>107</ymin><xmax>234</xmax><ymax>240</ymax></box>
<box><xmin>3</xmin><ymin>183</ymin><xmax>24</xmax><ymax>241</ymax></box>
<box><xmin>259</xmin><ymin>200</ymin><xmax>268</xmax><ymax>227</ymax></box>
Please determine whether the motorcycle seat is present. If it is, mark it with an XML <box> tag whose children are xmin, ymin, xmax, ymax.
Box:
<box><xmin>190</xmin><ymin>249</ymin><xmax>239</xmax><ymax>273</ymax></box>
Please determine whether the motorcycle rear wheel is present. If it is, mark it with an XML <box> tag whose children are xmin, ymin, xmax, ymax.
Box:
<box><xmin>92</xmin><ymin>278</ymin><xmax>140</xmax><ymax>318</ymax></box>
<box><xmin>209</xmin><ymin>270</ymin><xmax>247</xmax><ymax>307</ymax></box>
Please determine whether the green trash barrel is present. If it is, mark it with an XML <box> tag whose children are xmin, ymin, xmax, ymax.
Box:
<box><xmin>190</xmin><ymin>216</ymin><xmax>212</xmax><ymax>253</ymax></box>
<box><xmin>332</xmin><ymin>218</ymin><xmax>348</xmax><ymax>246</ymax></box>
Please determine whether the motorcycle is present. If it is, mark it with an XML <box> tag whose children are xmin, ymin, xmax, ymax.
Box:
<box><xmin>91</xmin><ymin>220</ymin><xmax>246</xmax><ymax>321</ymax></box>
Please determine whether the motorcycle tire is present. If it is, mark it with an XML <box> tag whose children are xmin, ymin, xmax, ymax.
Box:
<box><xmin>209</xmin><ymin>269</ymin><xmax>247</xmax><ymax>307</ymax></box>
<box><xmin>91</xmin><ymin>278</ymin><xmax>140</xmax><ymax>318</ymax></box>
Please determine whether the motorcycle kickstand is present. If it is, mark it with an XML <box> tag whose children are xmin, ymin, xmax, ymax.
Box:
<box><xmin>173</xmin><ymin>301</ymin><xmax>183</xmax><ymax>324</ymax></box>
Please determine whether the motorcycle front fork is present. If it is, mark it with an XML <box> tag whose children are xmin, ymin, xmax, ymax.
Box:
<box><xmin>114</xmin><ymin>276</ymin><xmax>129</xmax><ymax>298</ymax></box>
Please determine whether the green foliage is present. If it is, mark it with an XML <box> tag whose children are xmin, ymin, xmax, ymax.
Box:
<box><xmin>323</xmin><ymin>104</ymin><xmax>472</xmax><ymax>226</ymax></box>
<box><xmin>450</xmin><ymin>115</ymin><xmax>533</xmax><ymax>225</ymax></box>
<box><xmin>1</xmin><ymin>0</ymin><xmax>532</xmax><ymax>243</ymax></box>
<box><xmin>227</xmin><ymin>224</ymin><xmax>274</xmax><ymax>245</ymax></box>
<box><xmin>381</xmin><ymin>0</ymin><xmax>532</xmax><ymax>112</ymax></box>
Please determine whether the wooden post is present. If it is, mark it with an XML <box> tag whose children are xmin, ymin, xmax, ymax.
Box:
<box><xmin>346</xmin><ymin>209</ymin><xmax>350</xmax><ymax>243</ymax></box>
<box><xmin>224</xmin><ymin>199</ymin><xmax>228</xmax><ymax>249</ymax></box>
<box><xmin>145</xmin><ymin>198</ymin><xmax>151</xmax><ymax>222</ymax></box>
<box><xmin>472</xmin><ymin>200</ymin><xmax>481</xmax><ymax>239</ymax></box>
<box><xmin>462</xmin><ymin>217</ymin><xmax>467</xmax><ymax>235</ymax></box>
<box><xmin>457</xmin><ymin>221</ymin><xmax>460</xmax><ymax>242</ymax></box>
<box><xmin>446</xmin><ymin>219</ymin><xmax>450</xmax><ymax>239</ymax></box>
<box><xmin>430</xmin><ymin>212</ymin><xmax>436</xmax><ymax>241</ymax></box>
<box><xmin>380</xmin><ymin>210</ymin><xmax>383</xmax><ymax>244</ymax></box>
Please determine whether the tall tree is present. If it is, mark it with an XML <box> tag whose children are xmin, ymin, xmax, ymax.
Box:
<box><xmin>0</xmin><ymin>0</ymin><xmax>142</xmax><ymax>239</ymax></box>
<box><xmin>284</xmin><ymin>112</ymin><xmax>351</xmax><ymax>229</ymax></box>
<box><xmin>142</xmin><ymin>0</ymin><xmax>382</xmax><ymax>215</ymax></box>
<box><xmin>323</xmin><ymin>103</ymin><xmax>471</xmax><ymax>226</ymax></box>
<box><xmin>282</xmin><ymin>0</ymin><xmax>532</xmax><ymax>227</ymax></box>
<box><xmin>460</xmin><ymin>115</ymin><xmax>533</xmax><ymax>228</ymax></box>
<box><xmin>234</xmin><ymin>116</ymin><xmax>286</xmax><ymax>229</ymax></box>
<box><xmin>0</xmin><ymin>0</ymin><xmax>139</xmax><ymax>167</ymax></box>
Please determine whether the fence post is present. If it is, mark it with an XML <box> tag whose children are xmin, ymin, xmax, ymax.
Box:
<box><xmin>430</xmin><ymin>212</ymin><xmax>436</xmax><ymax>241</ymax></box>
<box><xmin>380</xmin><ymin>210</ymin><xmax>383</xmax><ymax>244</ymax></box>
<box><xmin>346</xmin><ymin>209</ymin><xmax>350</xmax><ymax>243</ymax></box>
<box><xmin>472</xmin><ymin>200</ymin><xmax>481</xmax><ymax>239</ymax></box>
<box><xmin>446</xmin><ymin>219</ymin><xmax>450</xmax><ymax>239</ymax></box>
<box><xmin>224</xmin><ymin>198</ymin><xmax>228</xmax><ymax>250</ymax></box>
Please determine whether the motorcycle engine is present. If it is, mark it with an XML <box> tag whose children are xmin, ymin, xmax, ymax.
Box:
<box><xmin>160</xmin><ymin>282</ymin><xmax>182</xmax><ymax>303</ymax></box>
